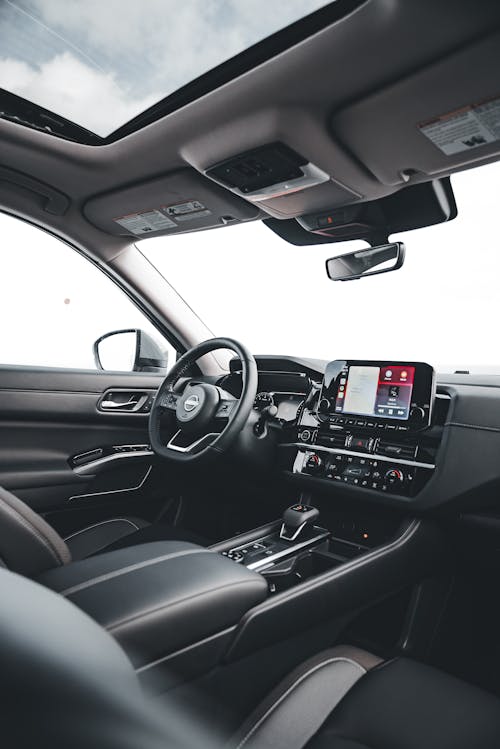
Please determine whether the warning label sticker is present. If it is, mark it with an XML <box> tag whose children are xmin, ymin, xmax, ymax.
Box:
<box><xmin>419</xmin><ymin>96</ymin><xmax>500</xmax><ymax>155</ymax></box>
<box><xmin>163</xmin><ymin>200</ymin><xmax>212</xmax><ymax>222</ymax></box>
<box><xmin>114</xmin><ymin>210</ymin><xmax>176</xmax><ymax>235</ymax></box>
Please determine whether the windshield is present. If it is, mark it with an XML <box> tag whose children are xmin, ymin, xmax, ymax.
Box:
<box><xmin>140</xmin><ymin>160</ymin><xmax>500</xmax><ymax>374</ymax></box>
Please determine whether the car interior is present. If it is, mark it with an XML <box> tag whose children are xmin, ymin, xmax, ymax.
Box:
<box><xmin>3</xmin><ymin>0</ymin><xmax>500</xmax><ymax>746</ymax></box>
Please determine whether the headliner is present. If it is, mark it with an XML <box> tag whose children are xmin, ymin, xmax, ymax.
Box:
<box><xmin>1</xmin><ymin>0</ymin><xmax>500</xmax><ymax>261</ymax></box>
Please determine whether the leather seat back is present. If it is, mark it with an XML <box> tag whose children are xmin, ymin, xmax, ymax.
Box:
<box><xmin>0</xmin><ymin>486</ymin><xmax>70</xmax><ymax>576</ymax></box>
<box><xmin>0</xmin><ymin>567</ymin><xmax>217</xmax><ymax>748</ymax></box>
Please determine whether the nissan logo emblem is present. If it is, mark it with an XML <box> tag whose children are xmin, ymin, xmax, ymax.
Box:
<box><xmin>184</xmin><ymin>394</ymin><xmax>200</xmax><ymax>412</ymax></box>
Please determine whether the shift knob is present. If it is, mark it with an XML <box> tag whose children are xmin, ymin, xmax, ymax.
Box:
<box><xmin>280</xmin><ymin>503</ymin><xmax>320</xmax><ymax>541</ymax></box>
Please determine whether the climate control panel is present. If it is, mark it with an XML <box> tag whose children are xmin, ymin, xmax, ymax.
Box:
<box><xmin>296</xmin><ymin>450</ymin><xmax>419</xmax><ymax>494</ymax></box>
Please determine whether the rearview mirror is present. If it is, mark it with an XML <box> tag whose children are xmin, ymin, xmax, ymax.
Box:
<box><xmin>326</xmin><ymin>242</ymin><xmax>405</xmax><ymax>282</ymax></box>
<box><xmin>94</xmin><ymin>329</ymin><xmax>168</xmax><ymax>373</ymax></box>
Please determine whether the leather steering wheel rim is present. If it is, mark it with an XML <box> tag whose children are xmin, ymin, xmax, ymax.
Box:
<box><xmin>148</xmin><ymin>337</ymin><xmax>258</xmax><ymax>463</ymax></box>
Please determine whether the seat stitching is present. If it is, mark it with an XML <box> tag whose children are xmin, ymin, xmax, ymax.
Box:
<box><xmin>0</xmin><ymin>499</ymin><xmax>63</xmax><ymax>565</ymax></box>
<box><xmin>64</xmin><ymin>517</ymin><xmax>141</xmax><ymax>542</ymax></box>
<box><xmin>60</xmin><ymin>547</ymin><xmax>209</xmax><ymax>596</ymax></box>
<box><xmin>235</xmin><ymin>657</ymin><xmax>366</xmax><ymax>749</ymax></box>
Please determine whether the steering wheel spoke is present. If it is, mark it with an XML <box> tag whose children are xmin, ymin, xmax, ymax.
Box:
<box><xmin>159</xmin><ymin>391</ymin><xmax>181</xmax><ymax>411</ymax></box>
<box><xmin>166</xmin><ymin>429</ymin><xmax>219</xmax><ymax>455</ymax></box>
<box><xmin>148</xmin><ymin>337</ymin><xmax>257</xmax><ymax>463</ymax></box>
<box><xmin>215</xmin><ymin>397</ymin><xmax>238</xmax><ymax>419</ymax></box>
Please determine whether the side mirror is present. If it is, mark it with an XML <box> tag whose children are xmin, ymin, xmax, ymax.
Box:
<box><xmin>326</xmin><ymin>242</ymin><xmax>405</xmax><ymax>282</ymax></box>
<box><xmin>93</xmin><ymin>329</ymin><xmax>168</xmax><ymax>373</ymax></box>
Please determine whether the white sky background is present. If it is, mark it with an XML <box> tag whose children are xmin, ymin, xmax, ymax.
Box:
<box><xmin>141</xmin><ymin>160</ymin><xmax>500</xmax><ymax>374</ymax></box>
<box><xmin>0</xmin><ymin>160</ymin><xmax>499</xmax><ymax>374</ymax></box>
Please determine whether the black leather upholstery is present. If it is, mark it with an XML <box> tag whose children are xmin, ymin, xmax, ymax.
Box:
<box><xmin>0</xmin><ymin>567</ymin><xmax>217</xmax><ymax>749</ymax></box>
<box><xmin>2</xmin><ymin>564</ymin><xmax>500</xmax><ymax>748</ymax></box>
<box><xmin>0</xmin><ymin>482</ymin><xmax>207</xmax><ymax>573</ymax></box>
<box><xmin>232</xmin><ymin>646</ymin><xmax>383</xmax><ymax>749</ymax></box>
<box><xmin>64</xmin><ymin>516</ymin><xmax>150</xmax><ymax>559</ymax></box>
<box><xmin>38</xmin><ymin>540</ymin><xmax>269</xmax><ymax>667</ymax></box>
<box><xmin>307</xmin><ymin>656</ymin><xmax>500</xmax><ymax>749</ymax></box>
<box><xmin>0</xmin><ymin>485</ymin><xmax>71</xmax><ymax>576</ymax></box>
<box><xmin>235</xmin><ymin>648</ymin><xmax>500</xmax><ymax>749</ymax></box>
<box><xmin>64</xmin><ymin>516</ymin><xmax>208</xmax><ymax>560</ymax></box>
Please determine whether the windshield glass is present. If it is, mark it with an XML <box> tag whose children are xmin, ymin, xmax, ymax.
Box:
<box><xmin>140</xmin><ymin>161</ymin><xmax>500</xmax><ymax>374</ymax></box>
<box><xmin>0</xmin><ymin>0</ymin><xmax>328</xmax><ymax>136</ymax></box>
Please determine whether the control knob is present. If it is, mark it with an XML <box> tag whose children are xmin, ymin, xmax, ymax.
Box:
<box><xmin>409</xmin><ymin>406</ymin><xmax>425</xmax><ymax>426</ymax></box>
<box><xmin>385</xmin><ymin>468</ymin><xmax>404</xmax><ymax>486</ymax></box>
<box><xmin>318</xmin><ymin>398</ymin><xmax>331</xmax><ymax>414</ymax></box>
<box><xmin>305</xmin><ymin>453</ymin><xmax>323</xmax><ymax>474</ymax></box>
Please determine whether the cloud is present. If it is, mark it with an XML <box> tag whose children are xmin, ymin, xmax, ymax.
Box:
<box><xmin>0</xmin><ymin>51</ymin><xmax>161</xmax><ymax>135</ymax></box>
<box><xmin>1</xmin><ymin>0</ymin><xmax>328</xmax><ymax>134</ymax></box>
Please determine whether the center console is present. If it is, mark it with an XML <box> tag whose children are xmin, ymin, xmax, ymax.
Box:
<box><xmin>291</xmin><ymin>359</ymin><xmax>440</xmax><ymax>497</ymax></box>
<box><xmin>222</xmin><ymin>502</ymin><xmax>329</xmax><ymax>579</ymax></box>
<box><xmin>37</xmin><ymin>498</ymin><xmax>444</xmax><ymax>695</ymax></box>
<box><xmin>214</xmin><ymin>498</ymin><xmax>444</xmax><ymax>660</ymax></box>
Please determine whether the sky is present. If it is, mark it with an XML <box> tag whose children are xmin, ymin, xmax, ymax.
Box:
<box><xmin>0</xmin><ymin>0</ymin><xmax>329</xmax><ymax>135</ymax></box>
<box><xmin>1</xmin><ymin>158</ymin><xmax>500</xmax><ymax>374</ymax></box>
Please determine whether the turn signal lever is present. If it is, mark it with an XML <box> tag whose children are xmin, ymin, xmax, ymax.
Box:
<box><xmin>280</xmin><ymin>503</ymin><xmax>320</xmax><ymax>542</ymax></box>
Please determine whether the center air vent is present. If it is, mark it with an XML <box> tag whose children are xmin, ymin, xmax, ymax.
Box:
<box><xmin>317</xmin><ymin>432</ymin><xmax>347</xmax><ymax>450</ymax></box>
<box><xmin>376</xmin><ymin>440</ymin><xmax>417</xmax><ymax>460</ymax></box>
<box><xmin>206</xmin><ymin>142</ymin><xmax>329</xmax><ymax>202</ymax></box>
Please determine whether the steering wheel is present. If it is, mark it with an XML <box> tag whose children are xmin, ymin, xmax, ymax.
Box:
<box><xmin>148</xmin><ymin>338</ymin><xmax>258</xmax><ymax>463</ymax></box>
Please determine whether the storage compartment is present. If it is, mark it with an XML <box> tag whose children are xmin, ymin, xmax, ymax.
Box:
<box><xmin>38</xmin><ymin>540</ymin><xmax>268</xmax><ymax>669</ymax></box>
<box><xmin>224</xmin><ymin>519</ymin><xmax>444</xmax><ymax>661</ymax></box>
<box><xmin>260</xmin><ymin>537</ymin><xmax>367</xmax><ymax>593</ymax></box>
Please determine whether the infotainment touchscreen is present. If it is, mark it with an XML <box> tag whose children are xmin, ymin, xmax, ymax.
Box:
<box><xmin>335</xmin><ymin>364</ymin><xmax>415</xmax><ymax>420</ymax></box>
<box><xmin>321</xmin><ymin>360</ymin><xmax>435</xmax><ymax>429</ymax></box>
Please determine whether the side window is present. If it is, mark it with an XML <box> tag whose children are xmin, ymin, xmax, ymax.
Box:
<box><xmin>0</xmin><ymin>214</ymin><xmax>177</xmax><ymax>372</ymax></box>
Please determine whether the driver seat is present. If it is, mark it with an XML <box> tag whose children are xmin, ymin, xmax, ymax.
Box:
<box><xmin>0</xmin><ymin>485</ymin><xmax>204</xmax><ymax>576</ymax></box>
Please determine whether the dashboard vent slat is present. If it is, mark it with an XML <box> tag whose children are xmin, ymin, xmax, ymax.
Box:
<box><xmin>317</xmin><ymin>432</ymin><xmax>347</xmax><ymax>449</ymax></box>
<box><xmin>377</xmin><ymin>440</ymin><xmax>417</xmax><ymax>459</ymax></box>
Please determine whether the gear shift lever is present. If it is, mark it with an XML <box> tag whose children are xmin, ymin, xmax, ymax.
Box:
<box><xmin>280</xmin><ymin>502</ymin><xmax>320</xmax><ymax>541</ymax></box>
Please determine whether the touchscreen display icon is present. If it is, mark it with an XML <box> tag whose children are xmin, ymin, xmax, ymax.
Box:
<box><xmin>334</xmin><ymin>364</ymin><xmax>416</xmax><ymax>421</ymax></box>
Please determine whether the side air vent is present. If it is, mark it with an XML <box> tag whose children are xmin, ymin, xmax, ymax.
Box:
<box><xmin>206</xmin><ymin>142</ymin><xmax>329</xmax><ymax>202</ymax></box>
<box><xmin>376</xmin><ymin>440</ymin><xmax>417</xmax><ymax>460</ymax></box>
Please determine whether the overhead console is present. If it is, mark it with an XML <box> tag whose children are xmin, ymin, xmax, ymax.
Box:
<box><xmin>290</xmin><ymin>359</ymin><xmax>441</xmax><ymax>499</ymax></box>
<box><xmin>206</xmin><ymin>142</ymin><xmax>330</xmax><ymax>202</ymax></box>
<box><xmin>203</xmin><ymin>141</ymin><xmax>361</xmax><ymax>218</ymax></box>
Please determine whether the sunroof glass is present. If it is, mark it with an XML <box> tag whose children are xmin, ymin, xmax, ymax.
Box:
<box><xmin>0</xmin><ymin>0</ymin><xmax>330</xmax><ymax>138</ymax></box>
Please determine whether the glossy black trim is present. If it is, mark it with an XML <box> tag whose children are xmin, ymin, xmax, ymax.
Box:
<box><xmin>320</xmin><ymin>360</ymin><xmax>435</xmax><ymax>430</ymax></box>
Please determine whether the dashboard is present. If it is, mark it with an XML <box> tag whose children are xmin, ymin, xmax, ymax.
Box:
<box><xmin>291</xmin><ymin>359</ymin><xmax>439</xmax><ymax>499</ymax></box>
<box><xmin>223</xmin><ymin>353</ymin><xmax>500</xmax><ymax>515</ymax></box>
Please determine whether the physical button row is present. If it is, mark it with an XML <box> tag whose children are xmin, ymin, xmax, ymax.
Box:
<box><xmin>328</xmin><ymin>416</ymin><xmax>409</xmax><ymax>432</ymax></box>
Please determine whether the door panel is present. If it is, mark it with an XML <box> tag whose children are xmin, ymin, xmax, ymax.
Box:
<box><xmin>0</xmin><ymin>365</ymin><xmax>167</xmax><ymax>527</ymax></box>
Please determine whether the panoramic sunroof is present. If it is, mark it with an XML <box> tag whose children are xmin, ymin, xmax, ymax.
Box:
<box><xmin>0</xmin><ymin>0</ymin><xmax>336</xmax><ymax>141</ymax></box>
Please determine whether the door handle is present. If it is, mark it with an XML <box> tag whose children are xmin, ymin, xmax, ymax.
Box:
<box><xmin>101</xmin><ymin>397</ymin><xmax>143</xmax><ymax>410</ymax></box>
<box><xmin>99</xmin><ymin>390</ymin><xmax>153</xmax><ymax>413</ymax></box>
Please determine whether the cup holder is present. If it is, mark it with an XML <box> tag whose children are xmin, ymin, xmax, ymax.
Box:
<box><xmin>261</xmin><ymin>537</ymin><xmax>368</xmax><ymax>593</ymax></box>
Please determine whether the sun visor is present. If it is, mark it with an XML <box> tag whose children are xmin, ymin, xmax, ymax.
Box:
<box><xmin>84</xmin><ymin>169</ymin><xmax>259</xmax><ymax>238</ymax></box>
<box><xmin>331</xmin><ymin>33</ymin><xmax>500</xmax><ymax>186</ymax></box>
